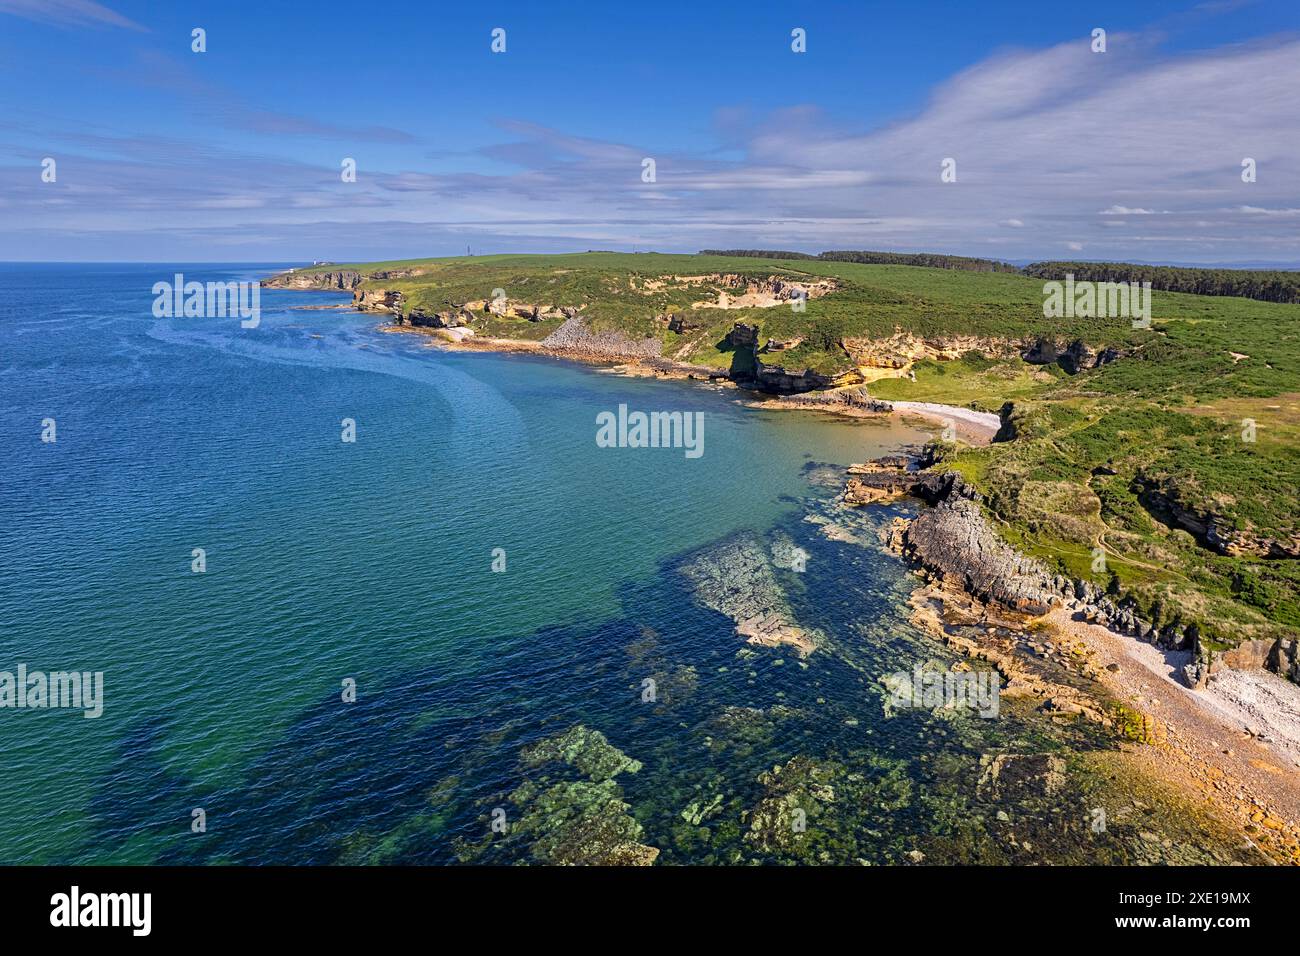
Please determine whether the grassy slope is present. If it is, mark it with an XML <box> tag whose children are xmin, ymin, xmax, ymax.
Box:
<box><xmin>294</xmin><ymin>253</ymin><xmax>1300</xmax><ymax>647</ymax></box>
<box><xmin>296</xmin><ymin>252</ymin><xmax>1153</xmax><ymax>371</ymax></box>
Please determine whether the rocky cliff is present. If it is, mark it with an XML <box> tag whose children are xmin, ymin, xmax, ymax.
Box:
<box><xmin>840</xmin><ymin>330</ymin><xmax>1127</xmax><ymax>376</ymax></box>
<box><xmin>260</xmin><ymin>267</ymin><xmax>429</xmax><ymax>292</ymax></box>
<box><xmin>726</xmin><ymin>323</ymin><xmax>839</xmax><ymax>394</ymax></box>
<box><xmin>1135</xmin><ymin>472</ymin><xmax>1300</xmax><ymax>559</ymax></box>
<box><xmin>262</xmin><ymin>269</ymin><xmax>365</xmax><ymax>291</ymax></box>
<box><xmin>852</xmin><ymin>455</ymin><xmax>1300</xmax><ymax>687</ymax></box>
<box><xmin>838</xmin><ymin>455</ymin><xmax>1264</xmax><ymax>684</ymax></box>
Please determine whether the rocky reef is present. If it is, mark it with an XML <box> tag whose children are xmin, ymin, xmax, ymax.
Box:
<box><xmin>742</xmin><ymin>754</ymin><xmax>913</xmax><ymax>863</ymax></box>
<box><xmin>679</xmin><ymin>533</ymin><xmax>823</xmax><ymax>656</ymax></box>
<box><xmin>455</xmin><ymin>725</ymin><xmax>658</xmax><ymax>866</ymax></box>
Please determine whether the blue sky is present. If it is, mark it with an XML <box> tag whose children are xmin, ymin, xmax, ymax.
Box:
<box><xmin>1</xmin><ymin>0</ymin><xmax>1298</xmax><ymax>263</ymax></box>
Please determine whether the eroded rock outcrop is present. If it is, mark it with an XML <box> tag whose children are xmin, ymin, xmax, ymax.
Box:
<box><xmin>262</xmin><ymin>267</ymin><xmax>423</xmax><ymax>292</ymax></box>
<box><xmin>841</xmin><ymin>332</ymin><xmax>1022</xmax><ymax>370</ymax></box>
<box><xmin>1135</xmin><ymin>472</ymin><xmax>1300</xmax><ymax>560</ymax></box>
<box><xmin>842</xmin><ymin>456</ymin><xmax>961</xmax><ymax>507</ymax></box>
<box><xmin>903</xmin><ymin>494</ymin><xmax>1063</xmax><ymax>615</ymax></box>
<box><xmin>262</xmin><ymin>269</ymin><xmax>365</xmax><ymax>291</ymax></box>
<box><xmin>845</xmin><ymin>460</ymin><xmax>1158</xmax><ymax>644</ymax></box>
<box><xmin>837</xmin><ymin>330</ymin><xmax>1127</xmax><ymax>376</ymax></box>
<box><xmin>683</xmin><ymin>273</ymin><xmax>837</xmax><ymax>310</ymax></box>
<box><xmin>354</xmin><ymin>288</ymin><xmax>404</xmax><ymax>314</ymax></box>
<box><xmin>777</xmin><ymin>386</ymin><xmax>893</xmax><ymax>412</ymax></box>
<box><xmin>1023</xmin><ymin>336</ymin><xmax>1126</xmax><ymax>373</ymax></box>
<box><xmin>726</xmin><ymin>322</ymin><xmax>839</xmax><ymax>394</ymax></box>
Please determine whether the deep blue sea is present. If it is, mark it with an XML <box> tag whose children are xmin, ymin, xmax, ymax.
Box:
<box><xmin>0</xmin><ymin>264</ymin><xmax>1253</xmax><ymax>865</ymax></box>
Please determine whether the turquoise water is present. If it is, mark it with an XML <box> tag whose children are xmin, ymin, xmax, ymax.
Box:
<box><xmin>0</xmin><ymin>265</ymin><xmax>1252</xmax><ymax>865</ymax></box>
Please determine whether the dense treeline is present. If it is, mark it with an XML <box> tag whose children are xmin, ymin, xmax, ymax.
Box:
<box><xmin>817</xmin><ymin>250</ymin><xmax>1020</xmax><ymax>272</ymax></box>
<box><xmin>1023</xmin><ymin>261</ymin><xmax>1300</xmax><ymax>304</ymax></box>
<box><xmin>702</xmin><ymin>249</ymin><xmax>1300</xmax><ymax>302</ymax></box>
<box><xmin>700</xmin><ymin>249</ymin><xmax>1017</xmax><ymax>272</ymax></box>
<box><xmin>700</xmin><ymin>249</ymin><xmax>816</xmax><ymax>260</ymax></box>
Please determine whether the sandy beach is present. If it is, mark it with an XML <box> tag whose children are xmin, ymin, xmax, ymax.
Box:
<box><xmin>1044</xmin><ymin>608</ymin><xmax>1300</xmax><ymax>863</ymax></box>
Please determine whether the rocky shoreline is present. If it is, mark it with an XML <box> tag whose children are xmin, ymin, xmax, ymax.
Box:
<box><xmin>843</xmin><ymin>451</ymin><xmax>1272</xmax><ymax>682</ymax></box>
<box><xmin>270</xmin><ymin>268</ymin><xmax>1294</xmax><ymax>684</ymax></box>
<box><xmin>844</xmin><ymin>449</ymin><xmax>1300</xmax><ymax>863</ymax></box>
<box><xmin>263</xmin><ymin>265</ymin><xmax>1134</xmax><ymax>397</ymax></box>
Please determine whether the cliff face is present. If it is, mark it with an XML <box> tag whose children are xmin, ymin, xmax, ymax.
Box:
<box><xmin>840</xmin><ymin>331</ymin><xmax>1127</xmax><ymax>376</ymax></box>
<box><xmin>1022</xmin><ymin>337</ymin><xmax>1126</xmax><ymax>373</ymax></box>
<box><xmin>261</xmin><ymin>267</ymin><xmax>421</xmax><ymax>292</ymax></box>
<box><xmin>841</xmin><ymin>332</ymin><xmax>1022</xmax><ymax>369</ymax></box>
<box><xmin>261</xmin><ymin>269</ymin><xmax>365</xmax><ymax>291</ymax></box>
<box><xmin>1135</xmin><ymin>473</ymin><xmax>1300</xmax><ymax>559</ymax></box>
<box><xmin>354</xmin><ymin>288</ymin><xmax>404</xmax><ymax>313</ymax></box>
<box><xmin>726</xmin><ymin>323</ymin><xmax>838</xmax><ymax>394</ymax></box>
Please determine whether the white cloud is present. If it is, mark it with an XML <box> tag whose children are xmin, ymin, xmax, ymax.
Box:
<box><xmin>3</xmin><ymin>29</ymin><xmax>1299</xmax><ymax>262</ymax></box>
<box><xmin>1237</xmin><ymin>205</ymin><xmax>1300</xmax><ymax>217</ymax></box>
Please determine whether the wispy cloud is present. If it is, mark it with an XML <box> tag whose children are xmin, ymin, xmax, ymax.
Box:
<box><xmin>2</xmin><ymin>28</ymin><xmax>1298</xmax><ymax>262</ymax></box>
<box><xmin>0</xmin><ymin>0</ymin><xmax>147</xmax><ymax>32</ymax></box>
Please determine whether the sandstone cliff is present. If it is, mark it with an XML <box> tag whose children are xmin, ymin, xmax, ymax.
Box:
<box><xmin>840</xmin><ymin>330</ymin><xmax>1127</xmax><ymax>376</ymax></box>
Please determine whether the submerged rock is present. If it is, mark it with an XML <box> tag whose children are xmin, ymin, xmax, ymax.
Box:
<box><xmin>458</xmin><ymin>724</ymin><xmax>658</xmax><ymax>866</ymax></box>
<box><xmin>976</xmin><ymin>753</ymin><xmax>1067</xmax><ymax>800</ymax></box>
<box><xmin>743</xmin><ymin>754</ymin><xmax>913</xmax><ymax>862</ymax></box>
<box><xmin>521</xmin><ymin>725</ymin><xmax>643</xmax><ymax>781</ymax></box>
<box><xmin>505</xmin><ymin>777</ymin><xmax>659</xmax><ymax>866</ymax></box>
<box><xmin>680</xmin><ymin>534</ymin><xmax>822</xmax><ymax>656</ymax></box>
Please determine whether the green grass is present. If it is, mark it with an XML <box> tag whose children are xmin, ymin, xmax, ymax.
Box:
<box><xmin>869</xmin><ymin>353</ymin><xmax>1063</xmax><ymax>410</ymax></box>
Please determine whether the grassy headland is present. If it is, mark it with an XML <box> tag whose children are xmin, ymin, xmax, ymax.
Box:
<box><xmin>265</xmin><ymin>252</ymin><xmax>1300</xmax><ymax>657</ymax></box>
